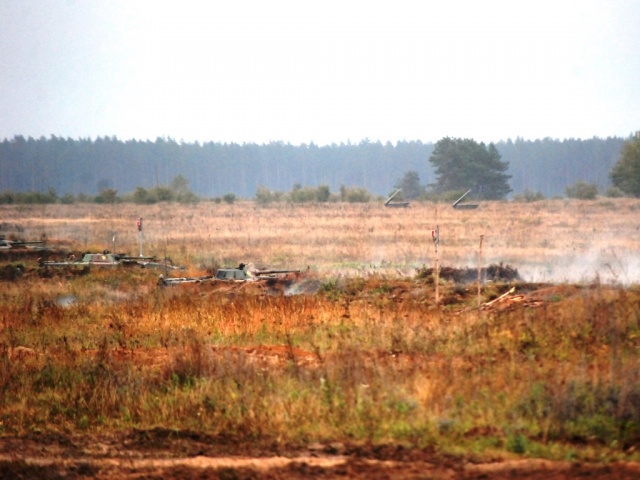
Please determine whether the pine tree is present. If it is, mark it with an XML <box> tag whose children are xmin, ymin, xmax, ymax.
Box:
<box><xmin>429</xmin><ymin>137</ymin><xmax>511</xmax><ymax>199</ymax></box>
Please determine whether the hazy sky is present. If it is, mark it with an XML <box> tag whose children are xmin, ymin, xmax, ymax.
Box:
<box><xmin>1</xmin><ymin>0</ymin><xmax>639</xmax><ymax>145</ymax></box>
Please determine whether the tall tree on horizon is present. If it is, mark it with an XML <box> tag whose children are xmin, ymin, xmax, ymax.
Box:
<box><xmin>429</xmin><ymin>137</ymin><xmax>512</xmax><ymax>199</ymax></box>
<box><xmin>609</xmin><ymin>134</ymin><xmax>640</xmax><ymax>197</ymax></box>
<box><xmin>393</xmin><ymin>170</ymin><xmax>425</xmax><ymax>199</ymax></box>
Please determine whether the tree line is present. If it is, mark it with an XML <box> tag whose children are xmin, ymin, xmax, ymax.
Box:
<box><xmin>0</xmin><ymin>134</ymin><xmax>630</xmax><ymax>200</ymax></box>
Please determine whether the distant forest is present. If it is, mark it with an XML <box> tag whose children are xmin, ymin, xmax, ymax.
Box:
<box><xmin>0</xmin><ymin>135</ymin><xmax>626</xmax><ymax>199</ymax></box>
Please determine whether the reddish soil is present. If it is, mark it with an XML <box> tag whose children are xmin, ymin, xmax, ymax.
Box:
<box><xmin>1</xmin><ymin>431</ymin><xmax>640</xmax><ymax>479</ymax></box>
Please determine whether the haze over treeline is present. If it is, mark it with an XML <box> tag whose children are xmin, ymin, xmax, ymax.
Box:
<box><xmin>0</xmin><ymin>135</ymin><xmax>626</xmax><ymax>199</ymax></box>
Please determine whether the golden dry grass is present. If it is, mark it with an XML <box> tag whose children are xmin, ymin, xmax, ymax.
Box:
<box><xmin>2</xmin><ymin>198</ymin><xmax>640</xmax><ymax>283</ymax></box>
<box><xmin>1</xmin><ymin>199</ymin><xmax>640</xmax><ymax>463</ymax></box>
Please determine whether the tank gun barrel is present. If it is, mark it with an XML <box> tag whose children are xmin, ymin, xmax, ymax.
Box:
<box><xmin>4</xmin><ymin>240</ymin><xmax>44</xmax><ymax>247</ymax></box>
<box><xmin>384</xmin><ymin>189</ymin><xmax>402</xmax><ymax>206</ymax></box>
<box><xmin>254</xmin><ymin>269</ymin><xmax>301</xmax><ymax>275</ymax></box>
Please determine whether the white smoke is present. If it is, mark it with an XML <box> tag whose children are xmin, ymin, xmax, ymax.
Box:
<box><xmin>518</xmin><ymin>247</ymin><xmax>640</xmax><ymax>285</ymax></box>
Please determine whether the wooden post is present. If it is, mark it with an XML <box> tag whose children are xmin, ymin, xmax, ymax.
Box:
<box><xmin>434</xmin><ymin>225</ymin><xmax>440</xmax><ymax>306</ymax></box>
<box><xmin>477</xmin><ymin>234</ymin><xmax>484</xmax><ymax>308</ymax></box>
<box><xmin>137</xmin><ymin>217</ymin><xmax>143</xmax><ymax>257</ymax></box>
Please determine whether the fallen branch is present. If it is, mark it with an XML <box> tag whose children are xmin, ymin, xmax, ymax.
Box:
<box><xmin>484</xmin><ymin>286</ymin><xmax>516</xmax><ymax>307</ymax></box>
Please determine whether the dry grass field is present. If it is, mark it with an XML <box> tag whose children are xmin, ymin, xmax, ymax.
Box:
<box><xmin>1</xmin><ymin>199</ymin><xmax>640</xmax><ymax>479</ymax></box>
<box><xmin>4</xmin><ymin>197</ymin><xmax>640</xmax><ymax>282</ymax></box>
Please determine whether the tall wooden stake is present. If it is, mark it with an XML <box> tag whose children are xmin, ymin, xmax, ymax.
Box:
<box><xmin>477</xmin><ymin>234</ymin><xmax>484</xmax><ymax>308</ymax></box>
<box><xmin>137</xmin><ymin>217</ymin><xmax>143</xmax><ymax>257</ymax></box>
<box><xmin>434</xmin><ymin>225</ymin><xmax>440</xmax><ymax>306</ymax></box>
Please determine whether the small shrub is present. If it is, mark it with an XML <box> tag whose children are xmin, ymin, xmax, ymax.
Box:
<box><xmin>222</xmin><ymin>193</ymin><xmax>236</xmax><ymax>204</ymax></box>
<box><xmin>93</xmin><ymin>188</ymin><xmax>119</xmax><ymax>204</ymax></box>
<box><xmin>343</xmin><ymin>187</ymin><xmax>371</xmax><ymax>203</ymax></box>
<box><xmin>152</xmin><ymin>186</ymin><xmax>174</xmax><ymax>202</ymax></box>
<box><xmin>289</xmin><ymin>186</ymin><xmax>317</xmax><ymax>203</ymax></box>
<box><xmin>513</xmin><ymin>189</ymin><xmax>545</xmax><ymax>203</ymax></box>
<box><xmin>506</xmin><ymin>433</ymin><xmax>529</xmax><ymax>454</ymax></box>
<box><xmin>176</xmin><ymin>191</ymin><xmax>199</xmax><ymax>204</ymax></box>
<box><xmin>566</xmin><ymin>181</ymin><xmax>597</xmax><ymax>200</ymax></box>
<box><xmin>0</xmin><ymin>191</ymin><xmax>16</xmax><ymax>204</ymax></box>
<box><xmin>316</xmin><ymin>185</ymin><xmax>331</xmax><ymax>202</ymax></box>
<box><xmin>255</xmin><ymin>186</ymin><xmax>282</xmax><ymax>205</ymax></box>
<box><xmin>60</xmin><ymin>193</ymin><xmax>76</xmax><ymax>204</ymax></box>
<box><xmin>131</xmin><ymin>187</ymin><xmax>155</xmax><ymax>204</ymax></box>
<box><xmin>605</xmin><ymin>186</ymin><xmax>625</xmax><ymax>198</ymax></box>
<box><xmin>320</xmin><ymin>278</ymin><xmax>343</xmax><ymax>300</ymax></box>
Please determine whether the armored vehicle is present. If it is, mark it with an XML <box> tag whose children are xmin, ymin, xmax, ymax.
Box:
<box><xmin>0</xmin><ymin>236</ymin><xmax>57</xmax><ymax>261</ymax></box>
<box><xmin>41</xmin><ymin>251</ymin><xmax>160</xmax><ymax>268</ymax></box>
<box><xmin>216</xmin><ymin>263</ymin><xmax>300</xmax><ymax>281</ymax></box>
<box><xmin>159</xmin><ymin>263</ymin><xmax>300</xmax><ymax>287</ymax></box>
<box><xmin>215</xmin><ymin>267</ymin><xmax>253</xmax><ymax>281</ymax></box>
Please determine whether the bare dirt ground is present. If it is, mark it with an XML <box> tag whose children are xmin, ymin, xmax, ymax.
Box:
<box><xmin>1</xmin><ymin>430</ymin><xmax>640</xmax><ymax>479</ymax></box>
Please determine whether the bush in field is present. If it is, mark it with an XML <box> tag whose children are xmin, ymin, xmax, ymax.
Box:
<box><xmin>315</xmin><ymin>184</ymin><xmax>331</xmax><ymax>202</ymax></box>
<box><xmin>513</xmin><ymin>189</ymin><xmax>545</xmax><ymax>203</ymax></box>
<box><xmin>130</xmin><ymin>187</ymin><xmax>155</xmax><ymax>204</ymax></box>
<box><xmin>175</xmin><ymin>191</ymin><xmax>199</xmax><ymax>203</ymax></box>
<box><xmin>121</xmin><ymin>175</ymin><xmax>199</xmax><ymax>204</ymax></box>
<box><xmin>289</xmin><ymin>184</ymin><xmax>316</xmax><ymax>203</ymax></box>
<box><xmin>60</xmin><ymin>193</ymin><xmax>76</xmax><ymax>204</ymax></box>
<box><xmin>340</xmin><ymin>185</ymin><xmax>372</xmax><ymax>203</ymax></box>
<box><xmin>566</xmin><ymin>181</ymin><xmax>598</xmax><ymax>200</ymax></box>
<box><xmin>93</xmin><ymin>188</ymin><xmax>119</xmax><ymax>204</ymax></box>
<box><xmin>0</xmin><ymin>191</ymin><xmax>16</xmax><ymax>204</ymax></box>
<box><xmin>3</xmin><ymin>189</ymin><xmax>59</xmax><ymax>204</ymax></box>
<box><xmin>153</xmin><ymin>186</ymin><xmax>174</xmax><ymax>202</ymax></box>
<box><xmin>255</xmin><ymin>186</ymin><xmax>281</xmax><ymax>205</ymax></box>
<box><xmin>256</xmin><ymin>184</ymin><xmax>331</xmax><ymax>204</ymax></box>
<box><xmin>605</xmin><ymin>186</ymin><xmax>625</xmax><ymax>198</ymax></box>
<box><xmin>222</xmin><ymin>193</ymin><xmax>236</xmax><ymax>204</ymax></box>
<box><xmin>0</xmin><ymin>189</ymin><xmax>75</xmax><ymax>205</ymax></box>
<box><xmin>289</xmin><ymin>184</ymin><xmax>332</xmax><ymax>203</ymax></box>
<box><xmin>169</xmin><ymin>175</ymin><xmax>199</xmax><ymax>203</ymax></box>
<box><xmin>423</xmin><ymin>189</ymin><xmax>470</xmax><ymax>203</ymax></box>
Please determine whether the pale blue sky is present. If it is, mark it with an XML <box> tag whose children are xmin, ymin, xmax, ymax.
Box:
<box><xmin>1</xmin><ymin>0</ymin><xmax>639</xmax><ymax>145</ymax></box>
